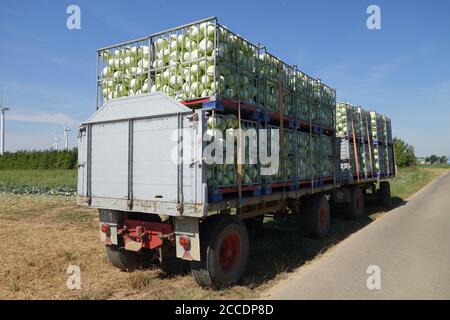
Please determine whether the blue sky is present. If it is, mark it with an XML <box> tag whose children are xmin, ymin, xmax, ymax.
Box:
<box><xmin>0</xmin><ymin>0</ymin><xmax>449</xmax><ymax>156</ymax></box>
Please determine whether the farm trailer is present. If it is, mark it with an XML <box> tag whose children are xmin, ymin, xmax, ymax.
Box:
<box><xmin>77</xmin><ymin>17</ymin><xmax>396</xmax><ymax>288</ymax></box>
<box><xmin>76</xmin><ymin>92</ymin><xmax>395</xmax><ymax>288</ymax></box>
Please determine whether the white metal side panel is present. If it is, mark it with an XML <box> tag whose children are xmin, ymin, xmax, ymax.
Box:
<box><xmin>77</xmin><ymin>127</ymin><xmax>87</xmax><ymax>196</ymax></box>
<box><xmin>180</xmin><ymin>115</ymin><xmax>197</xmax><ymax>204</ymax></box>
<box><xmin>86</xmin><ymin>92</ymin><xmax>192</xmax><ymax>124</ymax></box>
<box><xmin>133</xmin><ymin>116</ymin><xmax>184</xmax><ymax>203</ymax></box>
<box><xmin>91</xmin><ymin>122</ymin><xmax>129</xmax><ymax>199</ymax></box>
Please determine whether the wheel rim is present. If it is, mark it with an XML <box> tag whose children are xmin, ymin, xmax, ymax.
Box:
<box><xmin>319</xmin><ymin>207</ymin><xmax>328</xmax><ymax>229</ymax></box>
<box><xmin>219</xmin><ymin>233</ymin><xmax>240</xmax><ymax>273</ymax></box>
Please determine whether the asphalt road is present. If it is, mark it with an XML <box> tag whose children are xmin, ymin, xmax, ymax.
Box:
<box><xmin>263</xmin><ymin>171</ymin><xmax>450</xmax><ymax>300</ymax></box>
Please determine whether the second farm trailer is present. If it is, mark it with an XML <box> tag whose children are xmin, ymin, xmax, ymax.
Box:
<box><xmin>77</xmin><ymin>17</ymin><xmax>396</xmax><ymax>288</ymax></box>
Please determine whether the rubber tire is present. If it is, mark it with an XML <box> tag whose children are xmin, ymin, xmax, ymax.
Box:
<box><xmin>244</xmin><ymin>215</ymin><xmax>264</xmax><ymax>230</ymax></box>
<box><xmin>343</xmin><ymin>187</ymin><xmax>365</xmax><ymax>219</ymax></box>
<box><xmin>378</xmin><ymin>181</ymin><xmax>392</xmax><ymax>207</ymax></box>
<box><xmin>301</xmin><ymin>195</ymin><xmax>331</xmax><ymax>239</ymax></box>
<box><xmin>191</xmin><ymin>215</ymin><xmax>249</xmax><ymax>289</ymax></box>
<box><xmin>105</xmin><ymin>245</ymin><xmax>153</xmax><ymax>271</ymax></box>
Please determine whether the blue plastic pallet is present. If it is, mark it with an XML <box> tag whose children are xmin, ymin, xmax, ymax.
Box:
<box><xmin>202</xmin><ymin>100</ymin><xmax>225</xmax><ymax>111</ymax></box>
<box><xmin>261</xmin><ymin>185</ymin><xmax>272</xmax><ymax>195</ymax></box>
<box><xmin>287</xmin><ymin>182</ymin><xmax>300</xmax><ymax>191</ymax></box>
<box><xmin>209</xmin><ymin>191</ymin><xmax>223</xmax><ymax>202</ymax></box>
<box><xmin>208</xmin><ymin>186</ymin><xmax>261</xmax><ymax>203</ymax></box>
<box><xmin>250</xmin><ymin>111</ymin><xmax>262</xmax><ymax>121</ymax></box>
<box><xmin>312</xmin><ymin>179</ymin><xmax>323</xmax><ymax>188</ymax></box>
<box><xmin>313</xmin><ymin>126</ymin><xmax>324</xmax><ymax>135</ymax></box>
<box><xmin>250</xmin><ymin>187</ymin><xmax>262</xmax><ymax>197</ymax></box>
<box><xmin>260</xmin><ymin>112</ymin><xmax>270</xmax><ymax>122</ymax></box>
<box><xmin>288</xmin><ymin>118</ymin><xmax>298</xmax><ymax>129</ymax></box>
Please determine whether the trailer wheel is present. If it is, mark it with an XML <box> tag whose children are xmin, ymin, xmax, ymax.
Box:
<box><xmin>302</xmin><ymin>195</ymin><xmax>330</xmax><ymax>239</ymax></box>
<box><xmin>105</xmin><ymin>245</ymin><xmax>154</xmax><ymax>271</ymax></box>
<box><xmin>191</xmin><ymin>215</ymin><xmax>249</xmax><ymax>288</ymax></box>
<box><xmin>343</xmin><ymin>187</ymin><xmax>365</xmax><ymax>219</ymax></box>
<box><xmin>378</xmin><ymin>181</ymin><xmax>392</xmax><ymax>207</ymax></box>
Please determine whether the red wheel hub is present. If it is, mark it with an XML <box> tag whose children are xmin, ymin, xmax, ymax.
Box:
<box><xmin>219</xmin><ymin>233</ymin><xmax>240</xmax><ymax>273</ymax></box>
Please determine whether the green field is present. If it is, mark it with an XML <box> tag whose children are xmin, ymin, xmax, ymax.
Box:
<box><xmin>0</xmin><ymin>169</ymin><xmax>76</xmax><ymax>195</ymax></box>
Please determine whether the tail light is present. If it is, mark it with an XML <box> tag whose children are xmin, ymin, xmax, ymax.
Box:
<box><xmin>100</xmin><ymin>223</ymin><xmax>110</xmax><ymax>234</ymax></box>
<box><xmin>179</xmin><ymin>236</ymin><xmax>190</xmax><ymax>250</ymax></box>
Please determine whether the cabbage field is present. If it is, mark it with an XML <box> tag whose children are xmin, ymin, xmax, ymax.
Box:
<box><xmin>0</xmin><ymin>169</ymin><xmax>76</xmax><ymax>195</ymax></box>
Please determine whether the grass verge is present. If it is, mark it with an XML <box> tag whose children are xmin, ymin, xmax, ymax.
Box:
<box><xmin>391</xmin><ymin>166</ymin><xmax>448</xmax><ymax>200</ymax></box>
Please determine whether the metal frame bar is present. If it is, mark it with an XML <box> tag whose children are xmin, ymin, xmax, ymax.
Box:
<box><xmin>86</xmin><ymin>123</ymin><xmax>92</xmax><ymax>204</ymax></box>
<box><xmin>127</xmin><ymin>119</ymin><xmax>134</xmax><ymax>209</ymax></box>
<box><xmin>96</xmin><ymin>17</ymin><xmax>218</xmax><ymax>52</ymax></box>
<box><xmin>177</xmin><ymin>112</ymin><xmax>184</xmax><ymax>211</ymax></box>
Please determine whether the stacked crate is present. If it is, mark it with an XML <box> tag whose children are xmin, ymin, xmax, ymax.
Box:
<box><xmin>96</xmin><ymin>17</ymin><xmax>337</xmax><ymax>199</ymax></box>
<box><xmin>337</xmin><ymin>101</ymin><xmax>395</xmax><ymax>182</ymax></box>
<box><xmin>356</xmin><ymin>107</ymin><xmax>374</xmax><ymax>178</ymax></box>
<box><xmin>313</xmin><ymin>134</ymin><xmax>334</xmax><ymax>178</ymax></box>
<box><xmin>336</xmin><ymin>102</ymin><xmax>375</xmax><ymax>181</ymax></box>
<box><xmin>297</xmin><ymin>131</ymin><xmax>312</xmax><ymax>180</ymax></box>
<box><xmin>370</xmin><ymin>112</ymin><xmax>395</xmax><ymax>177</ymax></box>
<box><xmin>284</xmin><ymin>129</ymin><xmax>298</xmax><ymax>182</ymax></box>
<box><xmin>205</xmin><ymin>113</ymin><xmax>260</xmax><ymax>189</ymax></box>
<box><xmin>260</xmin><ymin>124</ymin><xmax>283</xmax><ymax>184</ymax></box>
<box><xmin>97</xmin><ymin>18</ymin><xmax>334</xmax><ymax>128</ymax></box>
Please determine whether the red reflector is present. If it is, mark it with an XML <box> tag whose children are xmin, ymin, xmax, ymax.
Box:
<box><xmin>179</xmin><ymin>236</ymin><xmax>190</xmax><ymax>248</ymax></box>
<box><xmin>100</xmin><ymin>223</ymin><xmax>110</xmax><ymax>234</ymax></box>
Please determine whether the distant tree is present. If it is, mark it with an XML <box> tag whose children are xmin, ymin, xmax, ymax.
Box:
<box><xmin>0</xmin><ymin>149</ymin><xmax>78</xmax><ymax>170</ymax></box>
<box><xmin>425</xmin><ymin>156</ymin><xmax>430</xmax><ymax>163</ymax></box>
<box><xmin>439</xmin><ymin>156</ymin><xmax>448</xmax><ymax>164</ymax></box>
<box><xmin>429</xmin><ymin>155</ymin><xmax>438</xmax><ymax>164</ymax></box>
<box><xmin>394</xmin><ymin>137</ymin><xmax>416</xmax><ymax>167</ymax></box>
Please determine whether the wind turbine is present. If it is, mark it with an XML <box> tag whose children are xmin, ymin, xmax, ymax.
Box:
<box><xmin>0</xmin><ymin>91</ymin><xmax>10</xmax><ymax>156</ymax></box>
<box><xmin>63</xmin><ymin>127</ymin><xmax>71</xmax><ymax>150</ymax></box>
<box><xmin>53</xmin><ymin>136</ymin><xmax>60</xmax><ymax>151</ymax></box>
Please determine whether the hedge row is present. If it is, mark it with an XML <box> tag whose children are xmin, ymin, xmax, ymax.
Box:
<box><xmin>0</xmin><ymin>149</ymin><xmax>78</xmax><ymax>170</ymax></box>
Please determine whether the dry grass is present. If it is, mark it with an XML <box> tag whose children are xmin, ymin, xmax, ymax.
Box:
<box><xmin>0</xmin><ymin>166</ymin><xmax>448</xmax><ymax>300</ymax></box>
<box><xmin>0</xmin><ymin>193</ymin><xmax>259</xmax><ymax>300</ymax></box>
